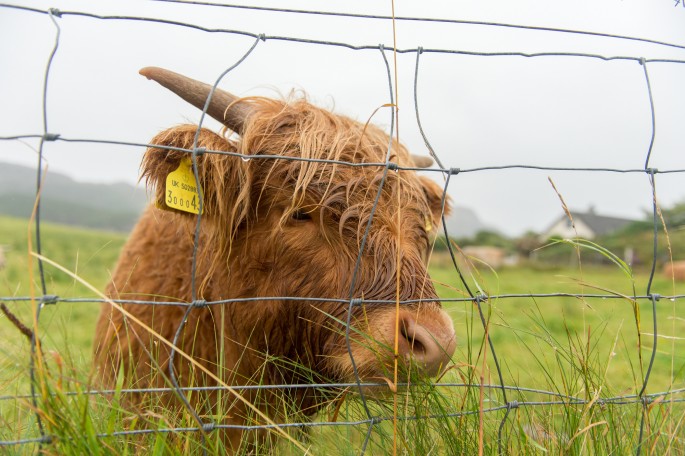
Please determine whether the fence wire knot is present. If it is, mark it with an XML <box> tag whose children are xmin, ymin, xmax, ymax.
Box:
<box><xmin>506</xmin><ymin>400</ymin><xmax>519</xmax><ymax>410</ymax></box>
<box><xmin>258</xmin><ymin>33</ymin><xmax>266</xmax><ymax>41</ymax></box>
<box><xmin>350</xmin><ymin>298</ymin><xmax>363</xmax><ymax>307</ymax></box>
<box><xmin>202</xmin><ymin>422</ymin><xmax>216</xmax><ymax>433</ymax></box>
<box><xmin>40</xmin><ymin>295</ymin><xmax>58</xmax><ymax>306</ymax></box>
<box><xmin>42</xmin><ymin>133</ymin><xmax>60</xmax><ymax>141</ymax></box>
<box><xmin>645</xmin><ymin>167</ymin><xmax>658</xmax><ymax>175</ymax></box>
<box><xmin>649</xmin><ymin>293</ymin><xmax>661</xmax><ymax>302</ymax></box>
<box><xmin>192</xmin><ymin>147</ymin><xmax>206</xmax><ymax>157</ymax></box>
<box><xmin>639</xmin><ymin>57</ymin><xmax>646</xmax><ymax>66</ymax></box>
<box><xmin>473</xmin><ymin>294</ymin><xmax>488</xmax><ymax>304</ymax></box>
<box><xmin>641</xmin><ymin>396</ymin><xmax>652</xmax><ymax>406</ymax></box>
<box><xmin>191</xmin><ymin>299</ymin><xmax>207</xmax><ymax>308</ymax></box>
<box><xmin>40</xmin><ymin>434</ymin><xmax>53</xmax><ymax>444</ymax></box>
<box><xmin>386</xmin><ymin>162</ymin><xmax>399</xmax><ymax>171</ymax></box>
<box><xmin>449</xmin><ymin>167</ymin><xmax>460</xmax><ymax>175</ymax></box>
<box><xmin>47</xmin><ymin>8</ymin><xmax>62</xmax><ymax>17</ymax></box>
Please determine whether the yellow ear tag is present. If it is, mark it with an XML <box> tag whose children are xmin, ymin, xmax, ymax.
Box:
<box><xmin>425</xmin><ymin>215</ymin><xmax>433</xmax><ymax>232</ymax></box>
<box><xmin>164</xmin><ymin>157</ymin><xmax>203</xmax><ymax>214</ymax></box>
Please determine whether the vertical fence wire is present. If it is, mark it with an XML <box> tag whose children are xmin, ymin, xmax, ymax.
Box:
<box><xmin>414</xmin><ymin>46</ymin><xmax>511</xmax><ymax>446</ymax></box>
<box><xmin>345</xmin><ymin>44</ymin><xmax>398</xmax><ymax>431</ymax></box>
<box><xmin>636</xmin><ymin>169</ymin><xmax>661</xmax><ymax>456</ymax></box>
<box><xmin>635</xmin><ymin>55</ymin><xmax>660</xmax><ymax>455</ymax></box>
<box><xmin>164</xmin><ymin>35</ymin><xmax>263</xmax><ymax>452</ymax></box>
<box><xmin>28</xmin><ymin>7</ymin><xmax>63</xmax><ymax>447</ymax></box>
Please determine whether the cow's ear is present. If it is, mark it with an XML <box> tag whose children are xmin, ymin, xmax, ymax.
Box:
<box><xmin>141</xmin><ymin>125</ymin><xmax>240</xmax><ymax>219</ymax></box>
<box><xmin>419</xmin><ymin>176</ymin><xmax>450</xmax><ymax>233</ymax></box>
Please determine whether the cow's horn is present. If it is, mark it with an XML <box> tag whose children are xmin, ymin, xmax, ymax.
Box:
<box><xmin>139</xmin><ymin>66</ymin><xmax>253</xmax><ymax>133</ymax></box>
<box><xmin>410</xmin><ymin>154</ymin><xmax>434</xmax><ymax>168</ymax></box>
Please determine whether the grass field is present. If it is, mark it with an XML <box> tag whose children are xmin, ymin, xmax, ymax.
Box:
<box><xmin>1</xmin><ymin>214</ymin><xmax>684</xmax><ymax>454</ymax></box>
<box><xmin>430</xmin><ymin>254</ymin><xmax>685</xmax><ymax>394</ymax></box>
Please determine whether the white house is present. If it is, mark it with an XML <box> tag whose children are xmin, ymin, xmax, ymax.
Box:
<box><xmin>541</xmin><ymin>207</ymin><xmax>635</xmax><ymax>240</ymax></box>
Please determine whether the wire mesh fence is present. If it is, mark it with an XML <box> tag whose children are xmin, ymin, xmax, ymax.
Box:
<box><xmin>1</xmin><ymin>2</ymin><xmax>684</xmax><ymax>454</ymax></box>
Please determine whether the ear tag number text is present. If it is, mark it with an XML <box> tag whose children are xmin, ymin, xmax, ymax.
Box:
<box><xmin>165</xmin><ymin>157</ymin><xmax>203</xmax><ymax>214</ymax></box>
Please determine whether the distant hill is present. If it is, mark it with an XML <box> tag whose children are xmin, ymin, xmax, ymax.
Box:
<box><xmin>0</xmin><ymin>161</ymin><xmax>492</xmax><ymax>237</ymax></box>
<box><xmin>442</xmin><ymin>206</ymin><xmax>494</xmax><ymax>239</ymax></box>
<box><xmin>0</xmin><ymin>162</ymin><xmax>147</xmax><ymax>232</ymax></box>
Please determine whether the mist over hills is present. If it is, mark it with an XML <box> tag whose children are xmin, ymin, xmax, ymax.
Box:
<box><xmin>0</xmin><ymin>162</ymin><xmax>147</xmax><ymax>232</ymax></box>
<box><xmin>442</xmin><ymin>206</ymin><xmax>493</xmax><ymax>239</ymax></box>
<box><xmin>0</xmin><ymin>162</ymin><xmax>491</xmax><ymax>236</ymax></box>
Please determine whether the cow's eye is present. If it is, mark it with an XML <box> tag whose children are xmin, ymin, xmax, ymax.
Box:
<box><xmin>291</xmin><ymin>210</ymin><xmax>312</xmax><ymax>221</ymax></box>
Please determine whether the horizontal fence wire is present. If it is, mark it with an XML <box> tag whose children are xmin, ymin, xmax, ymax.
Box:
<box><xmin>3</xmin><ymin>135</ymin><xmax>685</xmax><ymax>175</ymax></box>
<box><xmin>1</xmin><ymin>2</ymin><xmax>684</xmax><ymax>455</ymax></box>
<box><xmin>4</xmin><ymin>382</ymin><xmax>685</xmax><ymax>405</ymax></box>
<box><xmin>2</xmin><ymin>294</ymin><xmax>685</xmax><ymax>306</ymax></box>
<box><xmin>2</xmin><ymin>4</ymin><xmax>685</xmax><ymax>62</ymax></box>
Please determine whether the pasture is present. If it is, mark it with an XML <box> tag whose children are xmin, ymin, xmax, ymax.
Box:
<box><xmin>1</xmin><ymin>214</ymin><xmax>684</xmax><ymax>454</ymax></box>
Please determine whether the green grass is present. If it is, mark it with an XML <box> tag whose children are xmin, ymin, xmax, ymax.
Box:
<box><xmin>430</xmin><ymin>253</ymin><xmax>685</xmax><ymax>394</ymax></box>
<box><xmin>0</xmin><ymin>215</ymin><xmax>126</xmax><ymax>360</ymax></box>
<box><xmin>1</xmin><ymin>214</ymin><xmax>685</xmax><ymax>454</ymax></box>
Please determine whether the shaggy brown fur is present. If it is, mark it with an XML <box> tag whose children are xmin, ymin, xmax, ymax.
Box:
<box><xmin>94</xmin><ymin>94</ymin><xmax>455</xmax><ymax>451</ymax></box>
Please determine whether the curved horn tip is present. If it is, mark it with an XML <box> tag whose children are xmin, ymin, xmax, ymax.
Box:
<box><xmin>135</xmin><ymin>66</ymin><xmax>251</xmax><ymax>133</ymax></box>
<box><xmin>139</xmin><ymin>66</ymin><xmax>165</xmax><ymax>80</ymax></box>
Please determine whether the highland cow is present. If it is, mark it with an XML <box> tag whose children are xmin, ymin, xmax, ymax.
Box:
<box><xmin>664</xmin><ymin>260</ymin><xmax>685</xmax><ymax>282</ymax></box>
<box><xmin>93</xmin><ymin>67</ymin><xmax>456</xmax><ymax>451</ymax></box>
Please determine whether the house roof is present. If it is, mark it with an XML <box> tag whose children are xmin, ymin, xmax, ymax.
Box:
<box><xmin>574</xmin><ymin>211</ymin><xmax>635</xmax><ymax>236</ymax></box>
<box><xmin>545</xmin><ymin>208</ymin><xmax>636</xmax><ymax>237</ymax></box>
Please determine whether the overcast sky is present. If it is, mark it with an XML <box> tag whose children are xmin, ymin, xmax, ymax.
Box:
<box><xmin>1</xmin><ymin>0</ymin><xmax>684</xmax><ymax>236</ymax></box>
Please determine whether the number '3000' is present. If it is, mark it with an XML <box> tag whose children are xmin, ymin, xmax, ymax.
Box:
<box><xmin>167</xmin><ymin>190</ymin><xmax>197</xmax><ymax>210</ymax></box>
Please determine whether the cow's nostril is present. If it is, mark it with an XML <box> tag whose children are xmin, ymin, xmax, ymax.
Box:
<box><xmin>396</xmin><ymin>311</ymin><xmax>456</xmax><ymax>377</ymax></box>
<box><xmin>401</xmin><ymin>324</ymin><xmax>426</xmax><ymax>355</ymax></box>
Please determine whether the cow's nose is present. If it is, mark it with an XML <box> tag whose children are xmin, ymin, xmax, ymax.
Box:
<box><xmin>397</xmin><ymin>310</ymin><xmax>456</xmax><ymax>376</ymax></box>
